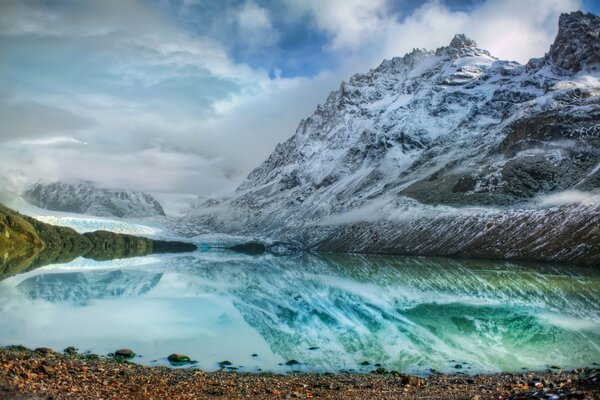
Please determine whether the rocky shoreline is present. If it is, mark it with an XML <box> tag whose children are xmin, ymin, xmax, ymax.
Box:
<box><xmin>0</xmin><ymin>347</ymin><xmax>598</xmax><ymax>400</ymax></box>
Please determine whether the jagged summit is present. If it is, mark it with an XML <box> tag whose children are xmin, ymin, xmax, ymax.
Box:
<box><xmin>449</xmin><ymin>34</ymin><xmax>478</xmax><ymax>49</ymax></box>
<box><xmin>435</xmin><ymin>34</ymin><xmax>490</xmax><ymax>58</ymax></box>
<box><xmin>546</xmin><ymin>11</ymin><xmax>600</xmax><ymax>72</ymax></box>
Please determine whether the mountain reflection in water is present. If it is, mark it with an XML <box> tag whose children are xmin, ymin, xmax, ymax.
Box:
<box><xmin>0</xmin><ymin>252</ymin><xmax>598</xmax><ymax>373</ymax></box>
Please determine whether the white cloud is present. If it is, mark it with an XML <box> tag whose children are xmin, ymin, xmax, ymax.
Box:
<box><xmin>221</xmin><ymin>1</ymin><xmax>280</xmax><ymax>52</ymax></box>
<box><xmin>236</xmin><ymin>1</ymin><xmax>273</xmax><ymax>32</ymax></box>
<box><xmin>0</xmin><ymin>0</ymin><xmax>588</xmax><ymax>200</ymax></box>
<box><xmin>0</xmin><ymin>99</ymin><xmax>95</xmax><ymax>142</ymax></box>
<box><xmin>288</xmin><ymin>0</ymin><xmax>392</xmax><ymax>51</ymax></box>
<box><xmin>290</xmin><ymin>0</ymin><xmax>582</xmax><ymax>68</ymax></box>
<box><xmin>537</xmin><ymin>190</ymin><xmax>600</xmax><ymax>206</ymax></box>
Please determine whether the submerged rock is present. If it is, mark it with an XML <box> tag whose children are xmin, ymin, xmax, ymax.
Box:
<box><xmin>167</xmin><ymin>354</ymin><xmax>191</xmax><ymax>364</ymax></box>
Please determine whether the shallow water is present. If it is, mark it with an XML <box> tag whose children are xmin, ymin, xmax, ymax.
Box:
<box><xmin>0</xmin><ymin>251</ymin><xmax>599</xmax><ymax>374</ymax></box>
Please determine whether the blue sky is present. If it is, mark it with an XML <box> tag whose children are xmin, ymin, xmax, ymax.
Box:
<box><xmin>152</xmin><ymin>0</ymin><xmax>600</xmax><ymax>78</ymax></box>
<box><xmin>0</xmin><ymin>0</ymin><xmax>596</xmax><ymax>196</ymax></box>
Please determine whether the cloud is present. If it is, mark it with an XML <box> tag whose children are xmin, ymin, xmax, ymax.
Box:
<box><xmin>0</xmin><ymin>0</ymin><xmax>590</xmax><ymax>200</ymax></box>
<box><xmin>290</xmin><ymin>0</ymin><xmax>582</xmax><ymax>69</ymax></box>
<box><xmin>287</xmin><ymin>0</ymin><xmax>392</xmax><ymax>51</ymax></box>
<box><xmin>234</xmin><ymin>1</ymin><xmax>278</xmax><ymax>48</ymax></box>
<box><xmin>536</xmin><ymin>190</ymin><xmax>600</xmax><ymax>207</ymax></box>
<box><xmin>0</xmin><ymin>99</ymin><xmax>95</xmax><ymax>142</ymax></box>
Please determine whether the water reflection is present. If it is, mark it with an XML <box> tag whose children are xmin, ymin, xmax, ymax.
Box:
<box><xmin>18</xmin><ymin>270</ymin><xmax>163</xmax><ymax>304</ymax></box>
<box><xmin>0</xmin><ymin>252</ymin><xmax>598</xmax><ymax>373</ymax></box>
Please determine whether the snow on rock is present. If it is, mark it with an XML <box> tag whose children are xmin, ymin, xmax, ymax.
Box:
<box><xmin>183</xmin><ymin>12</ymin><xmax>600</xmax><ymax>264</ymax></box>
<box><xmin>23</xmin><ymin>182</ymin><xmax>166</xmax><ymax>218</ymax></box>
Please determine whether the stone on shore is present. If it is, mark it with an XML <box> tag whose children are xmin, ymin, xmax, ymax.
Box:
<box><xmin>115</xmin><ymin>349</ymin><xmax>136</xmax><ymax>358</ymax></box>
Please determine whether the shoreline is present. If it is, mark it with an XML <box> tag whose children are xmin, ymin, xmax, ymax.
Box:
<box><xmin>1</xmin><ymin>347</ymin><xmax>598</xmax><ymax>399</ymax></box>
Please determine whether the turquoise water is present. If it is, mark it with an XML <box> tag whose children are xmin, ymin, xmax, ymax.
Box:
<box><xmin>0</xmin><ymin>251</ymin><xmax>598</xmax><ymax>373</ymax></box>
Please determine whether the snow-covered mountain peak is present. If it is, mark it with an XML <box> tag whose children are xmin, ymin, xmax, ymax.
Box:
<box><xmin>184</xmin><ymin>13</ymin><xmax>600</xmax><ymax>266</ymax></box>
<box><xmin>448</xmin><ymin>33</ymin><xmax>478</xmax><ymax>49</ymax></box>
<box><xmin>23</xmin><ymin>182</ymin><xmax>166</xmax><ymax>218</ymax></box>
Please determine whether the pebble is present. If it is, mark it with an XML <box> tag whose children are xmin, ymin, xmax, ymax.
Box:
<box><xmin>1</xmin><ymin>346</ymin><xmax>598</xmax><ymax>400</ymax></box>
<box><xmin>35</xmin><ymin>347</ymin><xmax>54</xmax><ymax>355</ymax></box>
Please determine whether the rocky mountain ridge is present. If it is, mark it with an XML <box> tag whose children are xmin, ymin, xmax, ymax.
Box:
<box><xmin>23</xmin><ymin>182</ymin><xmax>165</xmax><ymax>218</ymax></box>
<box><xmin>183</xmin><ymin>12</ymin><xmax>600</xmax><ymax>265</ymax></box>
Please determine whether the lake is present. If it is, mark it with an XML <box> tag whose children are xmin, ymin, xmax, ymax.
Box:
<box><xmin>0</xmin><ymin>250</ymin><xmax>599</xmax><ymax>374</ymax></box>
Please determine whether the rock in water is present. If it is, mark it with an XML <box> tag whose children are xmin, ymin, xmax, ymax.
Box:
<box><xmin>167</xmin><ymin>354</ymin><xmax>191</xmax><ymax>364</ymax></box>
<box><xmin>115</xmin><ymin>349</ymin><xmax>136</xmax><ymax>358</ymax></box>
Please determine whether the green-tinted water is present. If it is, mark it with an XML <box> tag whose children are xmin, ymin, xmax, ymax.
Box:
<box><xmin>0</xmin><ymin>252</ymin><xmax>598</xmax><ymax>373</ymax></box>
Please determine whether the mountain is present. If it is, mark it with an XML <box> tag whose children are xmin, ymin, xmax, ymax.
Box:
<box><xmin>23</xmin><ymin>182</ymin><xmax>166</xmax><ymax>218</ymax></box>
<box><xmin>186</xmin><ymin>12</ymin><xmax>600</xmax><ymax>265</ymax></box>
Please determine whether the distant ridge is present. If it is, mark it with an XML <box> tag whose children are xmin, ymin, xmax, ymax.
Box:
<box><xmin>23</xmin><ymin>181</ymin><xmax>165</xmax><ymax>218</ymax></box>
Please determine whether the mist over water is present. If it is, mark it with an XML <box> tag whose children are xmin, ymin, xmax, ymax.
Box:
<box><xmin>0</xmin><ymin>251</ymin><xmax>598</xmax><ymax>374</ymax></box>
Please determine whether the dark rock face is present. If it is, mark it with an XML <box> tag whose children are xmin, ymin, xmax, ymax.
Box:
<box><xmin>546</xmin><ymin>11</ymin><xmax>600</xmax><ymax>72</ymax></box>
<box><xmin>295</xmin><ymin>204</ymin><xmax>600</xmax><ymax>267</ymax></box>
<box><xmin>0</xmin><ymin>204</ymin><xmax>197</xmax><ymax>280</ymax></box>
<box><xmin>449</xmin><ymin>34</ymin><xmax>478</xmax><ymax>49</ymax></box>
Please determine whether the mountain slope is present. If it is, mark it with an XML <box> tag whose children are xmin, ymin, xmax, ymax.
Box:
<box><xmin>185</xmin><ymin>12</ymin><xmax>600</xmax><ymax>265</ymax></box>
<box><xmin>23</xmin><ymin>182</ymin><xmax>166</xmax><ymax>218</ymax></box>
